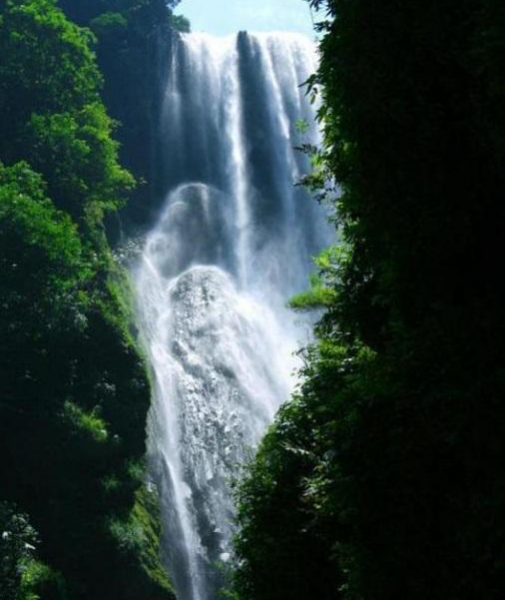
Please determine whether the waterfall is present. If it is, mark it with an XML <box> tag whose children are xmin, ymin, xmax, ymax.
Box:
<box><xmin>133</xmin><ymin>31</ymin><xmax>330</xmax><ymax>600</ymax></box>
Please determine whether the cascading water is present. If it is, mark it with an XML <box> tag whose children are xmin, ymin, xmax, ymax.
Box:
<box><xmin>133</xmin><ymin>31</ymin><xmax>331</xmax><ymax>600</ymax></box>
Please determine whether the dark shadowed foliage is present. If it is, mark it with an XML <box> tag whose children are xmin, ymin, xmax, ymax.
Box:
<box><xmin>232</xmin><ymin>1</ymin><xmax>505</xmax><ymax>599</ymax></box>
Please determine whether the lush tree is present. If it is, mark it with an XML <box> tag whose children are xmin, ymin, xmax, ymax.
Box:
<box><xmin>0</xmin><ymin>0</ymin><xmax>100</xmax><ymax>149</ymax></box>
<box><xmin>0</xmin><ymin>161</ymin><xmax>86</xmax><ymax>363</ymax></box>
<box><xmin>0</xmin><ymin>1</ymin><xmax>173</xmax><ymax>597</ymax></box>
<box><xmin>57</xmin><ymin>0</ymin><xmax>181</xmax><ymax>27</ymax></box>
<box><xmin>57</xmin><ymin>0</ymin><xmax>191</xmax><ymax>230</ymax></box>
<box><xmin>232</xmin><ymin>1</ymin><xmax>505</xmax><ymax>599</ymax></box>
<box><xmin>26</xmin><ymin>104</ymin><xmax>134</xmax><ymax>222</ymax></box>
<box><xmin>0</xmin><ymin>0</ymin><xmax>134</xmax><ymax>225</ymax></box>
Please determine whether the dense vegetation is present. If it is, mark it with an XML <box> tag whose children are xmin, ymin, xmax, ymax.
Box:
<box><xmin>232</xmin><ymin>1</ymin><xmax>505</xmax><ymax>599</ymax></box>
<box><xmin>0</xmin><ymin>0</ymin><xmax>179</xmax><ymax>598</ymax></box>
<box><xmin>57</xmin><ymin>0</ymin><xmax>189</xmax><ymax>231</ymax></box>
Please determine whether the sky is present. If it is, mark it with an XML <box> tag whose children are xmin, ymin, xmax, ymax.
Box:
<box><xmin>175</xmin><ymin>0</ymin><xmax>315</xmax><ymax>37</ymax></box>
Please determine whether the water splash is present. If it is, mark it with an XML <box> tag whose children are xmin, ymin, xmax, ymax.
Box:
<box><xmin>134</xmin><ymin>31</ymin><xmax>330</xmax><ymax>600</ymax></box>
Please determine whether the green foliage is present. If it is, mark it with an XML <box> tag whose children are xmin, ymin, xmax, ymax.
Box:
<box><xmin>0</xmin><ymin>161</ymin><xmax>167</xmax><ymax>600</ymax></box>
<box><xmin>0</xmin><ymin>0</ymin><xmax>100</xmax><ymax>154</ymax></box>
<box><xmin>58</xmin><ymin>0</ymin><xmax>191</xmax><ymax>230</ymax></box>
<box><xmin>0</xmin><ymin>1</ymin><xmax>172</xmax><ymax>599</ymax></box>
<box><xmin>18</xmin><ymin>560</ymin><xmax>67</xmax><ymax>600</ymax></box>
<box><xmin>108</xmin><ymin>516</ymin><xmax>146</xmax><ymax>555</ymax></box>
<box><xmin>0</xmin><ymin>162</ymin><xmax>88</xmax><ymax>352</ymax></box>
<box><xmin>0</xmin><ymin>220</ymin><xmax>171</xmax><ymax>598</ymax></box>
<box><xmin>0</xmin><ymin>0</ymin><xmax>134</xmax><ymax>225</ymax></box>
<box><xmin>58</xmin><ymin>0</ymin><xmax>181</xmax><ymax>27</ymax></box>
<box><xmin>232</xmin><ymin>1</ymin><xmax>505</xmax><ymax>599</ymax></box>
<box><xmin>131</xmin><ymin>485</ymin><xmax>174</xmax><ymax>596</ymax></box>
<box><xmin>0</xmin><ymin>505</ymin><xmax>64</xmax><ymax>600</ymax></box>
<box><xmin>90</xmin><ymin>11</ymin><xmax>128</xmax><ymax>38</ymax></box>
<box><xmin>62</xmin><ymin>400</ymin><xmax>109</xmax><ymax>443</ymax></box>
<box><xmin>103</xmin><ymin>485</ymin><xmax>175</xmax><ymax>600</ymax></box>
<box><xmin>289</xmin><ymin>272</ymin><xmax>335</xmax><ymax>310</ymax></box>
<box><xmin>0</xmin><ymin>503</ymin><xmax>38</xmax><ymax>600</ymax></box>
<box><xmin>289</xmin><ymin>249</ymin><xmax>340</xmax><ymax>311</ymax></box>
<box><xmin>0</xmin><ymin>162</ymin><xmax>83</xmax><ymax>281</ymax></box>
<box><xmin>169</xmin><ymin>13</ymin><xmax>190</xmax><ymax>33</ymax></box>
<box><xmin>27</xmin><ymin>103</ymin><xmax>134</xmax><ymax>221</ymax></box>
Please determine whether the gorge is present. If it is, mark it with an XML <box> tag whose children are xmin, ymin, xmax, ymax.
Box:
<box><xmin>3</xmin><ymin>1</ymin><xmax>500</xmax><ymax>599</ymax></box>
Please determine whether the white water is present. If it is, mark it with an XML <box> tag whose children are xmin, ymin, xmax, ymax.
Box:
<box><xmin>133</xmin><ymin>32</ymin><xmax>330</xmax><ymax>600</ymax></box>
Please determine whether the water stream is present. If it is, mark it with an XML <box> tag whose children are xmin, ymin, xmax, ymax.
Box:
<box><xmin>133</xmin><ymin>31</ymin><xmax>329</xmax><ymax>600</ymax></box>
